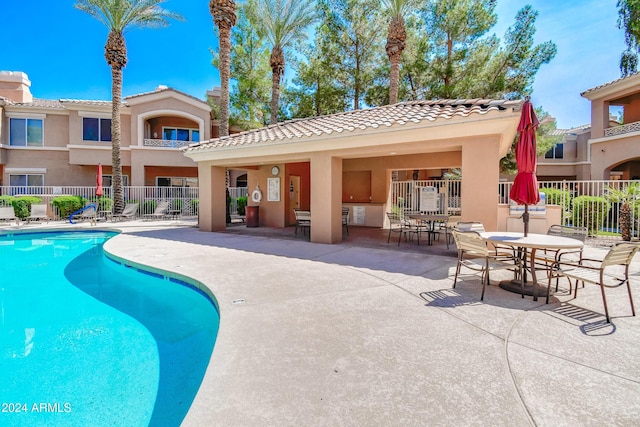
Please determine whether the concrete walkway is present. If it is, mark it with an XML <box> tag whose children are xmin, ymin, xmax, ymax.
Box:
<box><xmin>5</xmin><ymin>220</ymin><xmax>640</xmax><ymax>425</ymax></box>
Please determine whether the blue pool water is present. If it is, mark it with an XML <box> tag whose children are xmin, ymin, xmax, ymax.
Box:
<box><xmin>0</xmin><ymin>231</ymin><xmax>219</xmax><ymax>427</ymax></box>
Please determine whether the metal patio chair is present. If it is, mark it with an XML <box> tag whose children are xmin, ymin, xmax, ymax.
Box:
<box><xmin>548</xmin><ymin>242</ymin><xmax>639</xmax><ymax>322</ymax></box>
<box><xmin>451</xmin><ymin>229</ymin><xmax>520</xmax><ymax>301</ymax></box>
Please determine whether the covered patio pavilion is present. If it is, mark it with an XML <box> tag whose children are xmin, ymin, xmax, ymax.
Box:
<box><xmin>183</xmin><ymin>99</ymin><xmax>522</xmax><ymax>243</ymax></box>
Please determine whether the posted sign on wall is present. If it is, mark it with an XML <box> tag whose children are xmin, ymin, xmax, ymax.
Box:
<box><xmin>419</xmin><ymin>186</ymin><xmax>438</xmax><ymax>212</ymax></box>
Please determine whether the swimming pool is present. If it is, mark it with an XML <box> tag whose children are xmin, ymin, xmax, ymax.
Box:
<box><xmin>0</xmin><ymin>231</ymin><xmax>219</xmax><ymax>426</ymax></box>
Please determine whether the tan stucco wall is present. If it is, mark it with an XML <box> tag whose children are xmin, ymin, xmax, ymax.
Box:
<box><xmin>590</xmin><ymin>99</ymin><xmax>608</xmax><ymax>139</ymax></box>
<box><xmin>461</xmin><ymin>137</ymin><xmax>501</xmax><ymax>231</ymax></box>
<box><xmin>128</xmin><ymin>95</ymin><xmax>211</xmax><ymax>147</ymax></box>
<box><xmin>590</xmin><ymin>133</ymin><xmax>640</xmax><ymax>179</ymax></box>
<box><xmin>497</xmin><ymin>205</ymin><xmax>561</xmax><ymax>233</ymax></box>
<box><xmin>187</xmin><ymin>110</ymin><xmax>520</xmax><ymax>242</ymax></box>
<box><xmin>623</xmin><ymin>98</ymin><xmax>640</xmax><ymax>123</ymax></box>
<box><xmin>246</xmin><ymin>164</ymin><xmax>286</xmax><ymax>228</ymax></box>
<box><xmin>143</xmin><ymin>166</ymin><xmax>198</xmax><ymax>186</ymax></box>
<box><xmin>197</xmin><ymin>163</ymin><xmax>226</xmax><ymax>232</ymax></box>
<box><xmin>130</xmin><ymin>148</ymin><xmax>197</xmax><ymax>185</ymax></box>
<box><xmin>69</xmin><ymin>147</ymin><xmax>130</xmax><ymax>167</ymax></box>
<box><xmin>41</xmin><ymin>113</ymin><xmax>70</xmax><ymax>147</ymax></box>
<box><xmin>3</xmin><ymin>150</ymin><xmax>89</xmax><ymax>186</ymax></box>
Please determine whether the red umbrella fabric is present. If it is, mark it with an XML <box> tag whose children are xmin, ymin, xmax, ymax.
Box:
<box><xmin>509</xmin><ymin>98</ymin><xmax>540</xmax><ymax>235</ymax></box>
<box><xmin>95</xmin><ymin>163</ymin><xmax>104</xmax><ymax>197</ymax></box>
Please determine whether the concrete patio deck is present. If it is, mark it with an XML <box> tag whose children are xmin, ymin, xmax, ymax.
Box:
<box><xmin>3</xmin><ymin>219</ymin><xmax>640</xmax><ymax>426</ymax></box>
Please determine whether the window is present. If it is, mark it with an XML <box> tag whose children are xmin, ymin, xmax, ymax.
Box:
<box><xmin>102</xmin><ymin>175</ymin><xmax>129</xmax><ymax>187</ymax></box>
<box><xmin>156</xmin><ymin>177</ymin><xmax>198</xmax><ymax>187</ymax></box>
<box><xmin>162</xmin><ymin>127</ymin><xmax>199</xmax><ymax>142</ymax></box>
<box><xmin>10</xmin><ymin>118</ymin><xmax>43</xmax><ymax>146</ymax></box>
<box><xmin>9</xmin><ymin>174</ymin><xmax>44</xmax><ymax>194</ymax></box>
<box><xmin>83</xmin><ymin>118</ymin><xmax>112</xmax><ymax>141</ymax></box>
<box><xmin>544</xmin><ymin>143</ymin><xmax>564</xmax><ymax>159</ymax></box>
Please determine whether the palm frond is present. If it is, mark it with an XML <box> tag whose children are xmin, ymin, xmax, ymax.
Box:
<box><xmin>75</xmin><ymin>0</ymin><xmax>183</xmax><ymax>32</ymax></box>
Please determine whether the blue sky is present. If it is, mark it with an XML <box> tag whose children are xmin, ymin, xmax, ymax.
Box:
<box><xmin>2</xmin><ymin>1</ymin><xmax>626</xmax><ymax>129</ymax></box>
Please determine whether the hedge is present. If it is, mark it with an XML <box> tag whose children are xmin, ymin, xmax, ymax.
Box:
<box><xmin>572</xmin><ymin>196</ymin><xmax>610</xmax><ymax>234</ymax></box>
<box><xmin>51</xmin><ymin>195</ymin><xmax>85</xmax><ymax>218</ymax></box>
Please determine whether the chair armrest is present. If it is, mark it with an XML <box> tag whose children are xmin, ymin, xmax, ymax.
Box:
<box><xmin>554</xmin><ymin>260</ymin><xmax>601</xmax><ymax>271</ymax></box>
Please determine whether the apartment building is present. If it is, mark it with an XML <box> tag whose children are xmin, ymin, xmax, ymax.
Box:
<box><xmin>0</xmin><ymin>71</ymin><xmax>213</xmax><ymax>189</ymax></box>
<box><xmin>536</xmin><ymin>72</ymin><xmax>640</xmax><ymax>181</ymax></box>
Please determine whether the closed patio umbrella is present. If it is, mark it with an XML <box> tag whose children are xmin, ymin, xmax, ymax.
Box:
<box><xmin>96</xmin><ymin>163</ymin><xmax>104</xmax><ymax>197</ymax></box>
<box><xmin>509</xmin><ymin>97</ymin><xmax>540</xmax><ymax>236</ymax></box>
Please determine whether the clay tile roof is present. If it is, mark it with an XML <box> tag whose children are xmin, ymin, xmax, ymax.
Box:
<box><xmin>185</xmin><ymin>99</ymin><xmax>521</xmax><ymax>153</ymax></box>
<box><xmin>60</xmin><ymin>99</ymin><xmax>119</xmax><ymax>107</ymax></box>
<box><xmin>124</xmin><ymin>86</ymin><xmax>208</xmax><ymax>105</ymax></box>
<box><xmin>550</xmin><ymin>124</ymin><xmax>591</xmax><ymax>136</ymax></box>
<box><xmin>580</xmin><ymin>72</ymin><xmax>640</xmax><ymax>97</ymax></box>
<box><xmin>5</xmin><ymin>98</ymin><xmax>66</xmax><ymax>109</ymax></box>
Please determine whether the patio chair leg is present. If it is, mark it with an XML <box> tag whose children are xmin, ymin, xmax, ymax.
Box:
<box><xmin>599</xmin><ymin>283</ymin><xmax>611</xmax><ymax>323</ymax></box>
<box><xmin>625</xmin><ymin>274</ymin><xmax>636</xmax><ymax>317</ymax></box>
<box><xmin>480</xmin><ymin>262</ymin><xmax>490</xmax><ymax>300</ymax></box>
<box><xmin>452</xmin><ymin>254</ymin><xmax>462</xmax><ymax>289</ymax></box>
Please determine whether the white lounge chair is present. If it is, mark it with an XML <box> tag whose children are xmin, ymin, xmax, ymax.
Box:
<box><xmin>144</xmin><ymin>200</ymin><xmax>169</xmax><ymax>220</ymax></box>
<box><xmin>0</xmin><ymin>206</ymin><xmax>19</xmax><ymax>225</ymax></box>
<box><xmin>69</xmin><ymin>203</ymin><xmax>97</xmax><ymax>226</ymax></box>
<box><xmin>111</xmin><ymin>203</ymin><xmax>139</xmax><ymax>222</ymax></box>
<box><xmin>27</xmin><ymin>204</ymin><xmax>51</xmax><ymax>223</ymax></box>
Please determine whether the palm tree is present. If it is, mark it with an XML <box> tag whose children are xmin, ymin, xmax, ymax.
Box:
<box><xmin>254</xmin><ymin>0</ymin><xmax>317</xmax><ymax>124</ymax></box>
<box><xmin>210</xmin><ymin>0</ymin><xmax>237</xmax><ymax>137</ymax></box>
<box><xmin>382</xmin><ymin>0</ymin><xmax>413</xmax><ymax>105</ymax></box>
<box><xmin>75</xmin><ymin>0</ymin><xmax>182</xmax><ymax>215</ymax></box>
<box><xmin>606</xmin><ymin>182</ymin><xmax>640</xmax><ymax>241</ymax></box>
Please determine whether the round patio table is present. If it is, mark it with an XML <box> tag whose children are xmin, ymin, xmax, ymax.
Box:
<box><xmin>408</xmin><ymin>214</ymin><xmax>449</xmax><ymax>245</ymax></box>
<box><xmin>479</xmin><ymin>231</ymin><xmax>584</xmax><ymax>301</ymax></box>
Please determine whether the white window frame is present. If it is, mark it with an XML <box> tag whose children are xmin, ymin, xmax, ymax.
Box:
<box><xmin>7</xmin><ymin>114</ymin><xmax>45</xmax><ymax>147</ymax></box>
<box><xmin>9</xmin><ymin>173</ymin><xmax>44</xmax><ymax>187</ymax></box>
<box><xmin>156</xmin><ymin>176</ymin><xmax>198</xmax><ymax>187</ymax></box>
<box><xmin>82</xmin><ymin>117</ymin><xmax>112</xmax><ymax>142</ymax></box>
<box><xmin>544</xmin><ymin>143</ymin><xmax>564</xmax><ymax>159</ymax></box>
<box><xmin>102</xmin><ymin>174</ymin><xmax>129</xmax><ymax>187</ymax></box>
<box><xmin>161</xmin><ymin>127</ymin><xmax>199</xmax><ymax>142</ymax></box>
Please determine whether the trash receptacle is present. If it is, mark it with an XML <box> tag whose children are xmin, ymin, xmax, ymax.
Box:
<box><xmin>246</xmin><ymin>205</ymin><xmax>259</xmax><ymax>227</ymax></box>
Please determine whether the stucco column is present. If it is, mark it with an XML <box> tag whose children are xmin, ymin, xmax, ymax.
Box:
<box><xmin>130</xmin><ymin>157</ymin><xmax>145</xmax><ymax>186</ymax></box>
<box><xmin>198</xmin><ymin>163</ymin><xmax>227</xmax><ymax>232</ymax></box>
<box><xmin>310</xmin><ymin>153</ymin><xmax>342</xmax><ymax>243</ymax></box>
<box><xmin>590</xmin><ymin>99</ymin><xmax>608</xmax><ymax>139</ymax></box>
<box><xmin>461</xmin><ymin>138</ymin><xmax>500</xmax><ymax>231</ymax></box>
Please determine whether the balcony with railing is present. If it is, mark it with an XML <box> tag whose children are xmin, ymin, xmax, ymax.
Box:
<box><xmin>604</xmin><ymin>120</ymin><xmax>640</xmax><ymax>137</ymax></box>
<box><xmin>143</xmin><ymin>138</ymin><xmax>193</xmax><ymax>148</ymax></box>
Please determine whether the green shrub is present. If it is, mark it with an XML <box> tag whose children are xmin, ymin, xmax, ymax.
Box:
<box><xmin>143</xmin><ymin>200</ymin><xmax>157</xmax><ymax>214</ymax></box>
<box><xmin>13</xmin><ymin>196</ymin><xmax>42</xmax><ymax>219</ymax></box>
<box><xmin>236</xmin><ymin>196</ymin><xmax>247</xmax><ymax>215</ymax></box>
<box><xmin>0</xmin><ymin>195</ymin><xmax>15</xmax><ymax>207</ymax></box>
<box><xmin>95</xmin><ymin>197</ymin><xmax>113</xmax><ymax>212</ymax></box>
<box><xmin>572</xmin><ymin>196</ymin><xmax>610</xmax><ymax>234</ymax></box>
<box><xmin>171</xmin><ymin>199</ymin><xmax>183</xmax><ymax>213</ymax></box>
<box><xmin>540</xmin><ymin>187</ymin><xmax>572</xmax><ymax>210</ymax></box>
<box><xmin>190</xmin><ymin>199</ymin><xmax>199</xmax><ymax>215</ymax></box>
<box><xmin>52</xmin><ymin>195</ymin><xmax>84</xmax><ymax>218</ymax></box>
<box><xmin>392</xmin><ymin>197</ymin><xmax>405</xmax><ymax>215</ymax></box>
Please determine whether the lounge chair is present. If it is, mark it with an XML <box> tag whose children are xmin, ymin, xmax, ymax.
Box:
<box><xmin>111</xmin><ymin>203</ymin><xmax>139</xmax><ymax>222</ymax></box>
<box><xmin>69</xmin><ymin>203</ymin><xmax>97</xmax><ymax>226</ymax></box>
<box><xmin>144</xmin><ymin>200</ymin><xmax>169</xmax><ymax>220</ymax></box>
<box><xmin>0</xmin><ymin>206</ymin><xmax>20</xmax><ymax>225</ymax></box>
<box><xmin>26</xmin><ymin>204</ymin><xmax>51</xmax><ymax>223</ymax></box>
